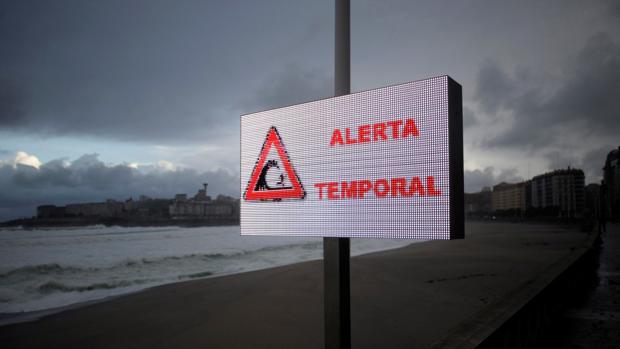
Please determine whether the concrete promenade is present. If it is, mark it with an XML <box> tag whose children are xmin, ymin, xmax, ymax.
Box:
<box><xmin>0</xmin><ymin>222</ymin><xmax>597</xmax><ymax>348</ymax></box>
<box><xmin>545</xmin><ymin>222</ymin><xmax>620</xmax><ymax>348</ymax></box>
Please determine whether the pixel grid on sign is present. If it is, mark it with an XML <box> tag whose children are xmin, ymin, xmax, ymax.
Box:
<box><xmin>240</xmin><ymin>75</ymin><xmax>463</xmax><ymax>239</ymax></box>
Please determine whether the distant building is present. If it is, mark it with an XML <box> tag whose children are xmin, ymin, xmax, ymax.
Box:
<box><xmin>65</xmin><ymin>200</ymin><xmax>124</xmax><ymax>217</ymax></box>
<box><xmin>465</xmin><ymin>187</ymin><xmax>492</xmax><ymax>217</ymax></box>
<box><xmin>584</xmin><ymin>183</ymin><xmax>601</xmax><ymax>217</ymax></box>
<box><xmin>603</xmin><ymin>146</ymin><xmax>620</xmax><ymax>218</ymax></box>
<box><xmin>169</xmin><ymin>183</ymin><xmax>239</xmax><ymax>219</ymax></box>
<box><xmin>524</xmin><ymin>180</ymin><xmax>532</xmax><ymax>210</ymax></box>
<box><xmin>174</xmin><ymin>194</ymin><xmax>188</xmax><ymax>202</ymax></box>
<box><xmin>134</xmin><ymin>199</ymin><xmax>174</xmax><ymax>217</ymax></box>
<box><xmin>37</xmin><ymin>205</ymin><xmax>66</xmax><ymax>219</ymax></box>
<box><xmin>492</xmin><ymin>181</ymin><xmax>527</xmax><ymax>213</ymax></box>
<box><xmin>530</xmin><ymin>167</ymin><xmax>584</xmax><ymax>218</ymax></box>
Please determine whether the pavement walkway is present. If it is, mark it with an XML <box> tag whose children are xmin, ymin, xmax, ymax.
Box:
<box><xmin>545</xmin><ymin>222</ymin><xmax>620</xmax><ymax>348</ymax></box>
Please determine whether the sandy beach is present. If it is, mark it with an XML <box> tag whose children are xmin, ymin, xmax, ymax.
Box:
<box><xmin>0</xmin><ymin>222</ymin><xmax>595</xmax><ymax>348</ymax></box>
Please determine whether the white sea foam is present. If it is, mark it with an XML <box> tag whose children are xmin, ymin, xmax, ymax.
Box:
<box><xmin>0</xmin><ymin>225</ymin><xmax>416</xmax><ymax>320</ymax></box>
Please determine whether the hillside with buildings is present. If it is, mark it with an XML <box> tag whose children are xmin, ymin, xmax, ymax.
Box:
<box><xmin>2</xmin><ymin>183</ymin><xmax>240</xmax><ymax>228</ymax></box>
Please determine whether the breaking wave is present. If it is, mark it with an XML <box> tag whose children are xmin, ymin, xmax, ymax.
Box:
<box><xmin>0</xmin><ymin>263</ymin><xmax>87</xmax><ymax>278</ymax></box>
<box><xmin>38</xmin><ymin>280</ymin><xmax>145</xmax><ymax>293</ymax></box>
<box><xmin>0</xmin><ymin>241</ymin><xmax>322</xmax><ymax>313</ymax></box>
<box><xmin>0</xmin><ymin>225</ymin><xmax>413</xmax><ymax>318</ymax></box>
<box><xmin>0</xmin><ymin>240</ymin><xmax>324</xmax><ymax>299</ymax></box>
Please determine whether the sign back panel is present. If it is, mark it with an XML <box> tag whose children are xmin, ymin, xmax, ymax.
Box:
<box><xmin>240</xmin><ymin>75</ymin><xmax>463</xmax><ymax>239</ymax></box>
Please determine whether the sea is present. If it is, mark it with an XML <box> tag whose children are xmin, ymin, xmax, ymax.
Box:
<box><xmin>0</xmin><ymin>225</ymin><xmax>415</xmax><ymax>323</ymax></box>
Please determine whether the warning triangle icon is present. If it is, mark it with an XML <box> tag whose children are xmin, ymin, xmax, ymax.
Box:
<box><xmin>244</xmin><ymin>127</ymin><xmax>306</xmax><ymax>201</ymax></box>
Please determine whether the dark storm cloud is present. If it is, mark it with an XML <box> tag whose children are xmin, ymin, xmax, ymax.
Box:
<box><xmin>608</xmin><ymin>0</ymin><xmax>620</xmax><ymax>17</ymax></box>
<box><xmin>464</xmin><ymin>167</ymin><xmax>523</xmax><ymax>193</ymax></box>
<box><xmin>475</xmin><ymin>62</ymin><xmax>518</xmax><ymax>116</ymax></box>
<box><xmin>543</xmin><ymin>145</ymin><xmax>613</xmax><ymax>183</ymax></box>
<box><xmin>0</xmin><ymin>154</ymin><xmax>239</xmax><ymax>221</ymax></box>
<box><xmin>0</xmin><ymin>78</ymin><xmax>26</xmax><ymax>127</ymax></box>
<box><xmin>462</xmin><ymin>107</ymin><xmax>478</xmax><ymax>128</ymax></box>
<box><xmin>478</xmin><ymin>32</ymin><xmax>620</xmax><ymax>149</ymax></box>
<box><xmin>580</xmin><ymin>146</ymin><xmax>613</xmax><ymax>182</ymax></box>
<box><xmin>0</xmin><ymin>0</ymin><xmax>331</xmax><ymax>142</ymax></box>
<box><xmin>241</xmin><ymin>64</ymin><xmax>332</xmax><ymax>113</ymax></box>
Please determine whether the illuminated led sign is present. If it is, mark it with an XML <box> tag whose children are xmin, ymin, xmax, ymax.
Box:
<box><xmin>240</xmin><ymin>75</ymin><xmax>463</xmax><ymax>239</ymax></box>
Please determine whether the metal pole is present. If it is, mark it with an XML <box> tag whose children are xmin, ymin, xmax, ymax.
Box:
<box><xmin>335</xmin><ymin>0</ymin><xmax>350</xmax><ymax>97</ymax></box>
<box><xmin>324</xmin><ymin>1</ymin><xmax>350</xmax><ymax>349</ymax></box>
<box><xmin>324</xmin><ymin>238</ymin><xmax>350</xmax><ymax>349</ymax></box>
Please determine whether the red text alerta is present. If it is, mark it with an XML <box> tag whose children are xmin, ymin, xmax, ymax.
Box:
<box><xmin>330</xmin><ymin>118</ymin><xmax>419</xmax><ymax>146</ymax></box>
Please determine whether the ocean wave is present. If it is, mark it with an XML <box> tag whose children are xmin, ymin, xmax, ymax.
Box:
<box><xmin>0</xmin><ymin>225</ymin><xmax>414</xmax><ymax>318</ymax></box>
<box><xmin>33</xmin><ymin>270</ymin><xmax>214</xmax><ymax>295</ymax></box>
<box><xmin>1</xmin><ymin>240</ymin><xmax>323</xmax><ymax>285</ymax></box>
<box><xmin>37</xmin><ymin>280</ymin><xmax>144</xmax><ymax>294</ymax></box>
<box><xmin>0</xmin><ymin>263</ymin><xmax>90</xmax><ymax>278</ymax></box>
<box><xmin>178</xmin><ymin>271</ymin><xmax>213</xmax><ymax>279</ymax></box>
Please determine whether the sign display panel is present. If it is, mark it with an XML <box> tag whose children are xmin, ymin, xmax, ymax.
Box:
<box><xmin>240</xmin><ymin>75</ymin><xmax>463</xmax><ymax>239</ymax></box>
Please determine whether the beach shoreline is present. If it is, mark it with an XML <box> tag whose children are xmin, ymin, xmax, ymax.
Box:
<box><xmin>0</xmin><ymin>226</ymin><xmax>416</xmax><ymax>326</ymax></box>
<box><xmin>0</xmin><ymin>222</ymin><xmax>595</xmax><ymax>348</ymax></box>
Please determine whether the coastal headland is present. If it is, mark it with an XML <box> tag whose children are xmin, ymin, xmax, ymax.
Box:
<box><xmin>0</xmin><ymin>222</ymin><xmax>598</xmax><ymax>348</ymax></box>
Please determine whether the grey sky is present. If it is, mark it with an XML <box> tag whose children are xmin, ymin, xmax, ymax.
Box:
<box><xmin>0</xmin><ymin>1</ymin><xmax>331</xmax><ymax>141</ymax></box>
<box><xmin>0</xmin><ymin>0</ymin><xmax>619</xmax><ymax>220</ymax></box>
